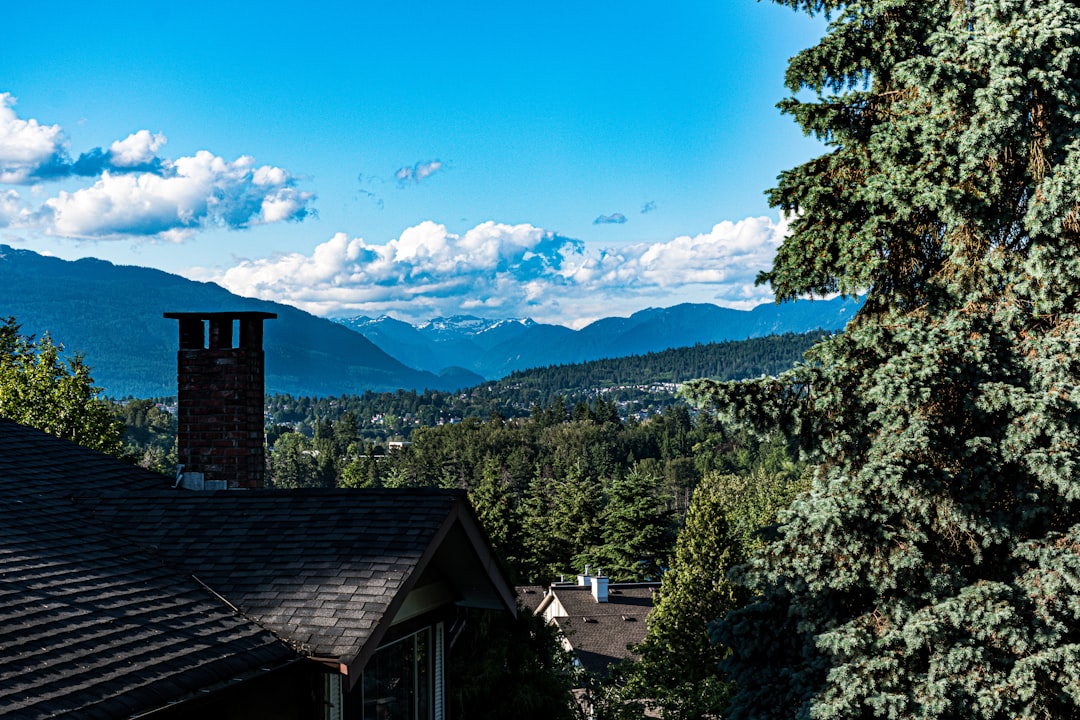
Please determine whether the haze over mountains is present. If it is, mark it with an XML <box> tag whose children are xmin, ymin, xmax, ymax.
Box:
<box><xmin>335</xmin><ymin>296</ymin><xmax>862</xmax><ymax>379</ymax></box>
<box><xmin>0</xmin><ymin>244</ymin><xmax>861</xmax><ymax>398</ymax></box>
<box><xmin>0</xmin><ymin>245</ymin><xmax>467</xmax><ymax>397</ymax></box>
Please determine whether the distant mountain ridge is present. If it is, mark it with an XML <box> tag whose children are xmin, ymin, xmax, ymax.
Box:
<box><xmin>0</xmin><ymin>245</ymin><xmax>481</xmax><ymax>398</ymax></box>
<box><xmin>0</xmin><ymin>243</ymin><xmax>861</xmax><ymax>398</ymax></box>
<box><xmin>335</xmin><ymin>296</ymin><xmax>862</xmax><ymax>379</ymax></box>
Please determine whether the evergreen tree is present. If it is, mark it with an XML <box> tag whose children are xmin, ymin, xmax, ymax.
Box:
<box><xmin>116</xmin><ymin>398</ymin><xmax>177</xmax><ymax>473</ymax></box>
<box><xmin>555</xmin><ymin>462</ymin><xmax>606</xmax><ymax>575</ymax></box>
<box><xmin>623</xmin><ymin>473</ymin><xmax>738</xmax><ymax>720</ymax></box>
<box><xmin>621</xmin><ymin>468</ymin><xmax>808</xmax><ymax>719</ymax></box>
<box><xmin>592</xmin><ymin>466</ymin><xmax>675</xmax><ymax>581</ymax></box>
<box><xmin>470</xmin><ymin>455</ymin><xmax>524</xmax><ymax>579</ymax></box>
<box><xmin>339</xmin><ymin>450</ymin><xmax>381</xmax><ymax>488</ymax></box>
<box><xmin>520</xmin><ymin>464</ymin><xmax>562</xmax><ymax>583</ymax></box>
<box><xmin>268</xmin><ymin>431</ymin><xmax>334</xmax><ymax>488</ymax></box>
<box><xmin>687</xmin><ymin>2</ymin><xmax>1080</xmax><ymax>718</ymax></box>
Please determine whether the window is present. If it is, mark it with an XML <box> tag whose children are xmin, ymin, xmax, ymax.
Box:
<box><xmin>361</xmin><ymin>624</ymin><xmax>444</xmax><ymax>720</ymax></box>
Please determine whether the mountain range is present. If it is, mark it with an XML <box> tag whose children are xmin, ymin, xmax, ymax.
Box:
<box><xmin>0</xmin><ymin>243</ymin><xmax>861</xmax><ymax>397</ymax></box>
<box><xmin>335</xmin><ymin>295</ymin><xmax>862</xmax><ymax>379</ymax></box>
<box><xmin>0</xmin><ymin>245</ymin><xmax>477</xmax><ymax>397</ymax></box>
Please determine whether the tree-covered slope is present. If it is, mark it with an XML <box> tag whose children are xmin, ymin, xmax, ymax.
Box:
<box><xmin>338</xmin><ymin>297</ymin><xmax>861</xmax><ymax>378</ymax></box>
<box><xmin>0</xmin><ymin>245</ymin><xmax>472</xmax><ymax>397</ymax></box>
<box><xmin>497</xmin><ymin>331</ymin><xmax>826</xmax><ymax>396</ymax></box>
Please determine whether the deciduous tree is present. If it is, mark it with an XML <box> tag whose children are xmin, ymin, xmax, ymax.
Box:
<box><xmin>0</xmin><ymin>317</ymin><xmax>124</xmax><ymax>456</ymax></box>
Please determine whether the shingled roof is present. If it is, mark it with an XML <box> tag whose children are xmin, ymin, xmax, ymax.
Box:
<box><xmin>90</xmin><ymin>486</ymin><xmax>515</xmax><ymax>682</ymax></box>
<box><xmin>0</xmin><ymin>419</ymin><xmax>296</xmax><ymax>719</ymax></box>
<box><xmin>536</xmin><ymin>582</ymin><xmax>659</xmax><ymax>676</ymax></box>
<box><xmin>0</xmin><ymin>417</ymin><xmax>516</xmax><ymax>715</ymax></box>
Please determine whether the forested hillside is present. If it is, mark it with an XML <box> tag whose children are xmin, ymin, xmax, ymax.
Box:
<box><xmin>0</xmin><ymin>245</ymin><xmax>469</xmax><ymax>396</ymax></box>
<box><xmin>339</xmin><ymin>298</ymin><xmax>859</xmax><ymax>377</ymax></box>
<box><xmin>117</xmin><ymin>331</ymin><xmax>822</xmax><ymax>586</ymax></box>
<box><xmin>498</xmin><ymin>331</ymin><xmax>827</xmax><ymax>396</ymax></box>
<box><xmin>265</xmin><ymin>398</ymin><xmax>803</xmax><ymax>587</ymax></box>
<box><xmin>261</xmin><ymin>331</ymin><xmax>825</xmax><ymax>438</ymax></box>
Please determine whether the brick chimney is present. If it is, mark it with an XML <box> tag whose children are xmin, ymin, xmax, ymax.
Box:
<box><xmin>164</xmin><ymin>311</ymin><xmax>276</xmax><ymax>489</ymax></box>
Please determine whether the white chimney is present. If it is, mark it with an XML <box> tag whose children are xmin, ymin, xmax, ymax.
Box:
<box><xmin>577</xmin><ymin>565</ymin><xmax>591</xmax><ymax>587</ymax></box>
<box><xmin>591</xmin><ymin>573</ymin><xmax>609</xmax><ymax>603</ymax></box>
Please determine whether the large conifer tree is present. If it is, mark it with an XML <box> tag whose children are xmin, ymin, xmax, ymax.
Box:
<box><xmin>687</xmin><ymin>1</ymin><xmax>1080</xmax><ymax>717</ymax></box>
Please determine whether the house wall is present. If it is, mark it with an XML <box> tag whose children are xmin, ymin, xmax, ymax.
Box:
<box><xmin>344</xmin><ymin>608</ymin><xmax>455</xmax><ymax>720</ymax></box>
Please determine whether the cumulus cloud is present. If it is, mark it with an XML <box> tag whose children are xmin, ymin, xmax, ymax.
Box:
<box><xmin>641</xmin><ymin>200</ymin><xmax>657</xmax><ymax>214</ymax></box>
<box><xmin>0</xmin><ymin>189</ymin><xmax>25</xmax><ymax>227</ymax></box>
<box><xmin>109</xmin><ymin>130</ymin><xmax>167</xmax><ymax>168</ymax></box>
<box><xmin>0</xmin><ymin>93</ymin><xmax>68</xmax><ymax>183</ymax></box>
<box><xmin>69</xmin><ymin>130</ymin><xmax>169</xmax><ymax>177</ymax></box>
<box><xmin>0</xmin><ymin>95</ymin><xmax>314</xmax><ymax>240</ymax></box>
<box><xmin>594</xmin><ymin>212</ymin><xmax>627</xmax><ymax>225</ymax></box>
<box><xmin>39</xmin><ymin>151</ymin><xmax>313</xmax><ymax>240</ymax></box>
<box><xmin>219</xmin><ymin>221</ymin><xmax>583</xmax><ymax>318</ymax></box>
<box><xmin>395</xmin><ymin>159</ymin><xmax>444</xmax><ymax>186</ymax></box>
<box><xmin>214</xmin><ymin>215</ymin><xmax>787</xmax><ymax>324</ymax></box>
<box><xmin>0</xmin><ymin>95</ymin><xmax>172</xmax><ymax>181</ymax></box>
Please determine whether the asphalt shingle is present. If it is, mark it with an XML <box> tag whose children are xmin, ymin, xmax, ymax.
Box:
<box><xmin>0</xmin><ymin>417</ymin><xmax>513</xmax><ymax>713</ymax></box>
<box><xmin>541</xmin><ymin>583</ymin><xmax>659</xmax><ymax>676</ymax></box>
<box><xmin>91</xmin><ymin>487</ymin><xmax>466</xmax><ymax>665</ymax></box>
<box><xmin>0</xmin><ymin>419</ymin><xmax>296</xmax><ymax>719</ymax></box>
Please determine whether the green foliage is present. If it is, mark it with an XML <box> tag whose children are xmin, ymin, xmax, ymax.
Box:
<box><xmin>501</xmin><ymin>332</ymin><xmax>829</xmax><ymax>399</ymax></box>
<box><xmin>114</xmin><ymin>398</ymin><xmax>177</xmax><ymax>473</ymax></box>
<box><xmin>267</xmin><ymin>431</ymin><xmax>336</xmax><ymax>489</ymax></box>
<box><xmin>618</xmin><ymin>467</ymin><xmax>809</xmax><ymax>719</ymax></box>
<box><xmin>687</xmin><ymin>2</ymin><xmax>1080</xmax><ymax>718</ymax></box>
<box><xmin>552</xmin><ymin>462</ymin><xmax>607</xmax><ymax>577</ymax></box>
<box><xmin>470</xmin><ymin>456</ymin><xmax>525</xmax><ymax>580</ymax></box>
<box><xmin>249</xmin><ymin>392</ymin><xmax>799</xmax><ymax>584</ymax></box>
<box><xmin>0</xmin><ymin>317</ymin><xmax>125</xmax><ymax>456</ymax></box>
<box><xmin>449</xmin><ymin>607</ymin><xmax>582</xmax><ymax>720</ymax></box>
<box><xmin>591</xmin><ymin>466</ymin><xmax>676</xmax><ymax>581</ymax></box>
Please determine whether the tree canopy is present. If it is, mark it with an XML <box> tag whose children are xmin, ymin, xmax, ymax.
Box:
<box><xmin>687</xmin><ymin>1</ymin><xmax>1080</xmax><ymax>718</ymax></box>
<box><xmin>0</xmin><ymin>317</ymin><xmax>125</xmax><ymax>456</ymax></box>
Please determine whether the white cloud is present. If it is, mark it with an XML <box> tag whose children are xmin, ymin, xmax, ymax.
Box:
<box><xmin>214</xmin><ymin>216</ymin><xmax>786</xmax><ymax>325</ymax></box>
<box><xmin>39</xmin><ymin>150</ymin><xmax>313</xmax><ymax>240</ymax></box>
<box><xmin>395</xmin><ymin>160</ymin><xmax>444</xmax><ymax>185</ymax></box>
<box><xmin>0</xmin><ymin>93</ymin><xmax>67</xmax><ymax>184</ymax></box>
<box><xmin>0</xmin><ymin>189</ymin><xmax>25</xmax><ymax>227</ymax></box>
<box><xmin>108</xmin><ymin>130</ymin><xmax>166</xmax><ymax>168</ymax></box>
<box><xmin>0</xmin><ymin>93</ymin><xmax>313</xmax><ymax>240</ymax></box>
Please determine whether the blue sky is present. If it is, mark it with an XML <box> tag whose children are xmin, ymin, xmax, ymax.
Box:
<box><xmin>0</xmin><ymin>1</ymin><xmax>826</xmax><ymax>327</ymax></box>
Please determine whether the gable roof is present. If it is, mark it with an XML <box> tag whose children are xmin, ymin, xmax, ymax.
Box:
<box><xmin>0</xmin><ymin>417</ymin><xmax>517</xmax><ymax>712</ymax></box>
<box><xmin>537</xmin><ymin>583</ymin><xmax>658</xmax><ymax>676</ymax></box>
<box><xmin>90</xmin><ymin>486</ymin><xmax>516</xmax><ymax>685</ymax></box>
<box><xmin>0</xmin><ymin>419</ymin><xmax>296</xmax><ymax>719</ymax></box>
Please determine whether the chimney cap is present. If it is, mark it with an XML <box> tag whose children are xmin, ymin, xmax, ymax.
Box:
<box><xmin>164</xmin><ymin>311</ymin><xmax>277</xmax><ymax>320</ymax></box>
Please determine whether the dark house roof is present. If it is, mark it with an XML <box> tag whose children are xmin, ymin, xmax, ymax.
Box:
<box><xmin>0</xmin><ymin>418</ymin><xmax>515</xmax><ymax>717</ymax></box>
<box><xmin>536</xmin><ymin>582</ymin><xmax>658</xmax><ymax>676</ymax></box>
<box><xmin>0</xmin><ymin>419</ymin><xmax>295</xmax><ymax>719</ymax></box>
<box><xmin>91</xmin><ymin>487</ymin><xmax>515</xmax><ymax>681</ymax></box>
<box><xmin>516</xmin><ymin>585</ymin><xmax>548</xmax><ymax>615</ymax></box>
